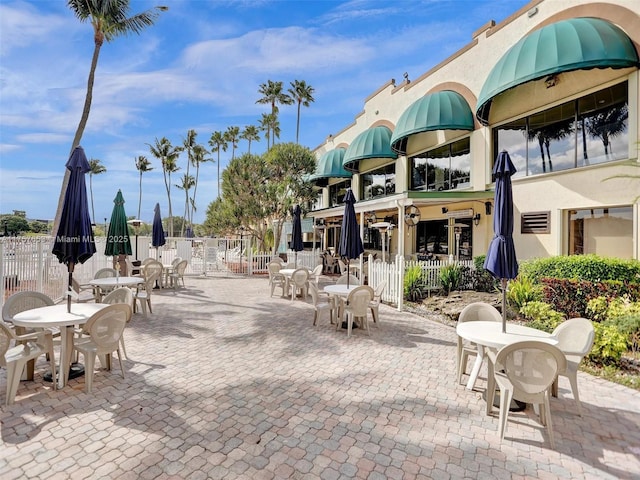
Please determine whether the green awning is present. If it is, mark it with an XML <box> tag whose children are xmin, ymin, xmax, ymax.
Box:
<box><xmin>343</xmin><ymin>126</ymin><xmax>397</xmax><ymax>172</ymax></box>
<box><xmin>476</xmin><ymin>17</ymin><xmax>639</xmax><ymax>125</ymax></box>
<box><xmin>309</xmin><ymin>148</ymin><xmax>351</xmax><ymax>186</ymax></box>
<box><xmin>390</xmin><ymin>90</ymin><xmax>474</xmax><ymax>154</ymax></box>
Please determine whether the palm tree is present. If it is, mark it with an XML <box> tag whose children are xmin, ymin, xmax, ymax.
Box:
<box><xmin>135</xmin><ymin>155</ymin><xmax>153</xmax><ymax>219</ymax></box>
<box><xmin>208</xmin><ymin>131</ymin><xmax>227</xmax><ymax>199</ymax></box>
<box><xmin>259</xmin><ymin>113</ymin><xmax>279</xmax><ymax>150</ymax></box>
<box><xmin>181</xmin><ymin>129</ymin><xmax>197</xmax><ymax>231</ymax></box>
<box><xmin>225</xmin><ymin>126</ymin><xmax>240</xmax><ymax>160</ymax></box>
<box><xmin>240</xmin><ymin>125</ymin><xmax>260</xmax><ymax>154</ymax></box>
<box><xmin>256</xmin><ymin>80</ymin><xmax>293</xmax><ymax>115</ymax></box>
<box><xmin>148</xmin><ymin>137</ymin><xmax>181</xmax><ymax>236</ymax></box>
<box><xmin>88</xmin><ymin>158</ymin><xmax>106</xmax><ymax>223</ymax></box>
<box><xmin>176</xmin><ymin>174</ymin><xmax>195</xmax><ymax>236</ymax></box>
<box><xmin>288</xmin><ymin>80</ymin><xmax>315</xmax><ymax>143</ymax></box>
<box><xmin>55</xmin><ymin>0</ymin><xmax>166</xmax><ymax>233</ymax></box>
<box><xmin>189</xmin><ymin>144</ymin><xmax>212</xmax><ymax>226</ymax></box>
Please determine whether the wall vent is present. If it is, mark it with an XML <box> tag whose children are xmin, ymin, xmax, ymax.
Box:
<box><xmin>521</xmin><ymin>211</ymin><xmax>550</xmax><ymax>234</ymax></box>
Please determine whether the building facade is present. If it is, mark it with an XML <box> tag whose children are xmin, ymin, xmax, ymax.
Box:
<box><xmin>309</xmin><ymin>0</ymin><xmax>640</xmax><ymax>263</ymax></box>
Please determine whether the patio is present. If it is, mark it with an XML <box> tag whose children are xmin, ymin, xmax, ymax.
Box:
<box><xmin>1</xmin><ymin>275</ymin><xmax>639</xmax><ymax>479</ymax></box>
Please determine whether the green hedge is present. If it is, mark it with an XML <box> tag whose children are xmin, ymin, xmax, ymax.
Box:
<box><xmin>519</xmin><ymin>254</ymin><xmax>640</xmax><ymax>283</ymax></box>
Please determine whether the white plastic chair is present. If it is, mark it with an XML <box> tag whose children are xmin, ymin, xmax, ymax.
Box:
<box><xmin>134</xmin><ymin>269</ymin><xmax>161</xmax><ymax>316</ymax></box>
<box><xmin>338</xmin><ymin>285</ymin><xmax>374</xmax><ymax>337</ymax></box>
<box><xmin>368</xmin><ymin>281</ymin><xmax>387</xmax><ymax>325</ymax></box>
<box><xmin>101</xmin><ymin>288</ymin><xmax>134</xmax><ymax>359</ymax></box>
<box><xmin>310</xmin><ymin>264</ymin><xmax>323</xmax><ymax>285</ymax></box>
<box><xmin>486</xmin><ymin>340</ymin><xmax>566</xmax><ymax>448</ymax></box>
<box><xmin>268</xmin><ymin>262</ymin><xmax>286</xmax><ymax>297</ymax></box>
<box><xmin>457</xmin><ymin>302</ymin><xmax>502</xmax><ymax>386</ymax></box>
<box><xmin>168</xmin><ymin>260</ymin><xmax>188</xmax><ymax>289</ymax></box>
<box><xmin>338</xmin><ymin>259</ymin><xmax>348</xmax><ymax>275</ymax></box>
<box><xmin>551</xmin><ymin>317</ymin><xmax>595</xmax><ymax>416</ymax></box>
<box><xmin>336</xmin><ymin>274</ymin><xmax>360</xmax><ymax>286</ymax></box>
<box><xmin>74</xmin><ymin>304</ymin><xmax>129</xmax><ymax>393</ymax></box>
<box><xmin>289</xmin><ymin>268</ymin><xmax>310</xmax><ymax>301</ymax></box>
<box><xmin>308</xmin><ymin>283</ymin><xmax>336</xmax><ymax>326</ymax></box>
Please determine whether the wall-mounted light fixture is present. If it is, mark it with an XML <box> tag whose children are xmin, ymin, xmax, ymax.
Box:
<box><xmin>441</xmin><ymin>207</ymin><xmax>448</xmax><ymax>214</ymax></box>
<box><xmin>544</xmin><ymin>74</ymin><xmax>558</xmax><ymax>88</ymax></box>
<box><xmin>473</xmin><ymin>213</ymin><xmax>481</xmax><ymax>226</ymax></box>
<box><xmin>485</xmin><ymin>201</ymin><xmax>492</xmax><ymax>215</ymax></box>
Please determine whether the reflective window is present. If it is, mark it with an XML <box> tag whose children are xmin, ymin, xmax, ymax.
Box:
<box><xmin>361</xmin><ymin>163</ymin><xmax>395</xmax><ymax>200</ymax></box>
<box><xmin>568</xmin><ymin>206</ymin><xmax>633</xmax><ymax>258</ymax></box>
<box><xmin>494</xmin><ymin>82</ymin><xmax>628</xmax><ymax>176</ymax></box>
<box><xmin>416</xmin><ymin>220</ymin><xmax>448</xmax><ymax>256</ymax></box>
<box><xmin>410</xmin><ymin>138</ymin><xmax>471</xmax><ymax>191</ymax></box>
<box><xmin>328</xmin><ymin>180</ymin><xmax>350</xmax><ymax>207</ymax></box>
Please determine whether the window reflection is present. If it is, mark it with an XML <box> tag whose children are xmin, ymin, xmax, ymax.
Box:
<box><xmin>329</xmin><ymin>180</ymin><xmax>350</xmax><ymax>207</ymax></box>
<box><xmin>362</xmin><ymin>163</ymin><xmax>395</xmax><ymax>200</ymax></box>
<box><xmin>410</xmin><ymin>138</ymin><xmax>471</xmax><ymax>191</ymax></box>
<box><xmin>568</xmin><ymin>206</ymin><xmax>633</xmax><ymax>258</ymax></box>
<box><xmin>494</xmin><ymin>82</ymin><xmax>628</xmax><ymax>176</ymax></box>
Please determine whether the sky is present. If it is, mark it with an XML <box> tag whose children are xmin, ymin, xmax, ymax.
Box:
<box><xmin>0</xmin><ymin>0</ymin><xmax>530</xmax><ymax>226</ymax></box>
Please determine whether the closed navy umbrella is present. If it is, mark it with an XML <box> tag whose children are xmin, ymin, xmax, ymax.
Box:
<box><xmin>291</xmin><ymin>205</ymin><xmax>304</xmax><ymax>267</ymax></box>
<box><xmin>52</xmin><ymin>146</ymin><xmax>97</xmax><ymax>312</ymax></box>
<box><xmin>152</xmin><ymin>203</ymin><xmax>166</xmax><ymax>261</ymax></box>
<box><xmin>337</xmin><ymin>189</ymin><xmax>364</xmax><ymax>287</ymax></box>
<box><xmin>484</xmin><ymin>150</ymin><xmax>519</xmax><ymax>333</ymax></box>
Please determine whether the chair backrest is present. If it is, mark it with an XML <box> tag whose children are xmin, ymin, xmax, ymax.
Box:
<box><xmin>143</xmin><ymin>261</ymin><xmax>163</xmax><ymax>281</ymax></box>
<box><xmin>174</xmin><ymin>260</ymin><xmax>188</xmax><ymax>275</ymax></box>
<box><xmin>83</xmin><ymin>304</ymin><xmax>130</xmax><ymax>350</ymax></box>
<box><xmin>124</xmin><ymin>257</ymin><xmax>135</xmax><ymax>276</ymax></box>
<box><xmin>552</xmin><ymin>317</ymin><xmax>595</xmax><ymax>357</ymax></box>
<box><xmin>338</xmin><ymin>259</ymin><xmax>347</xmax><ymax>274</ymax></box>
<box><xmin>171</xmin><ymin>257</ymin><xmax>183</xmax><ymax>267</ymax></box>
<box><xmin>495</xmin><ymin>340</ymin><xmax>566</xmax><ymax>401</ymax></box>
<box><xmin>308</xmin><ymin>282</ymin><xmax>320</xmax><ymax>306</ymax></box>
<box><xmin>267</xmin><ymin>262</ymin><xmax>282</xmax><ymax>281</ymax></box>
<box><xmin>142</xmin><ymin>268</ymin><xmax>161</xmax><ymax>292</ymax></box>
<box><xmin>102</xmin><ymin>287</ymin><xmax>133</xmax><ymax>308</ymax></box>
<box><xmin>346</xmin><ymin>286</ymin><xmax>374</xmax><ymax>316</ymax></box>
<box><xmin>310</xmin><ymin>264</ymin><xmax>323</xmax><ymax>282</ymax></box>
<box><xmin>2</xmin><ymin>291</ymin><xmax>54</xmax><ymax>322</ymax></box>
<box><xmin>0</xmin><ymin>322</ymin><xmax>18</xmax><ymax>367</ymax></box>
<box><xmin>291</xmin><ymin>268</ymin><xmax>309</xmax><ymax>287</ymax></box>
<box><xmin>95</xmin><ymin>268</ymin><xmax>117</xmax><ymax>279</ymax></box>
<box><xmin>458</xmin><ymin>302</ymin><xmax>502</xmax><ymax>324</ymax></box>
<box><xmin>336</xmin><ymin>274</ymin><xmax>360</xmax><ymax>286</ymax></box>
<box><xmin>373</xmin><ymin>281</ymin><xmax>387</xmax><ymax>300</ymax></box>
<box><xmin>141</xmin><ymin>257</ymin><xmax>155</xmax><ymax>266</ymax></box>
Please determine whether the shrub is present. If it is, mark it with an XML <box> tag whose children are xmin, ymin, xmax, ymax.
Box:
<box><xmin>439</xmin><ymin>263</ymin><xmax>462</xmax><ymax>295</ymax></box>
<box><xmin>404</xmin><ymin>265</ymin><xmax>426</xmax><ymax>301</ymax></box>
<box><xmin>586</xmin><ymin>296</ymin><xmax>610</xmax><ymax>322</ymax></box>
<box><xmin>519</xmin><ymin>254</ymin><xmax>640</xmax><ymax>284</ymax></box>
<box><xmin>507</xmin><ymin>276</ymin><xmax>542</xmax><ymax>310</ymax></box>
<box><xmin>605</xmin><ymin>314</ymin><xmax>640</xmax><ymax>355</ymax></box>
<box><xmin>588</xmin><ymin>322</ymin><xmax>628</xmax><ymax>365</ymax></box>
<box><xmin>519</xmin><ymin>301</ymin><xmax>564</xmax><ymax>333</ymax></box>
<box><xmin>473</xmin><ymin>255</ymin><xmax>486</xmax><ymax>271</ymax></box>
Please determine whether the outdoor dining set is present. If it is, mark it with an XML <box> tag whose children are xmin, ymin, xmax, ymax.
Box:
<box><xmin>0</xmin><ymin>256</ymin><xmax>189</xmax><ymax>404</ymax></box>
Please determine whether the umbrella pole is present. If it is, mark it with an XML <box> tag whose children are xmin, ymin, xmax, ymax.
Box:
<box><xmin>67</xmin><ymin>263</ymin><xmax>74</xmax><ymax>313</ymax></box>
<box><xmin>346</xmin><ymin>259</ymin><xmax>350</xmax><ymax>287</ymax></box>
<box><xmin>501</xmin><ymin>278</ymin><xmax>508</xmax><ymax>333</ymax></box>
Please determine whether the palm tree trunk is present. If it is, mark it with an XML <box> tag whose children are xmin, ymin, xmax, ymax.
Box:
<box><xmin>138</xmin><ymin>171</ymin><xmax>143</xmax><ymax>219</ymax></box>
<box><xmin>90</xmin><ymin>175</ymin><xmax>95</xmax><ymax>222</ymax></box>
<box><xmin>53</xmin><ymin>41</ymin><xmax>103</xmax><ymax>236</ymax></box>
<box><xmin>163</xmin><ymin>172</ymin><xmax>173</xmax><ymax>237</ymax></box>
<box><xmin>191</xmin><ymin>165</ymin><xmax>200</xmax><ymax>225</ymax></box>
<box><xmin>217</xmin><ymin>151</ymin><xmax>221</xmax><ymax>199</ymax></box>
<box><xmin>296</xmin><ymin>101</ymin><xmax>301</xmax><ymax>143</ymax></box>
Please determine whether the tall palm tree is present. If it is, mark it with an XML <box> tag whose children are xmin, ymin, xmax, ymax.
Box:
<box><xmin>256</xmin><ymin>80</ymin><xmax>293</xmax><ymax>115</ymax></box>
<box><xmin>288</xmin><ymin>80</ymin><xmax>315</xmax><ymax>143</ymax></box>
<box><xmin>208</xmin><ymin>131</ymin><xmax>227</xmax><ymax>199</ymax></box>
<box><xmin>225</xmin><ymin>126</ymin><xmax>240</xmax><ymax>160</ymax></box>
<box><xmin>189</xmin><ymin>143</ymin><xmax>212</xmax><ymax>226</ymax></box>
<box><xmin>148</xmin><ymin>137</ymin><xmax>181</xmax><ymax>237</ymax></box>
<box><xmin>240</xmin><ymin>125</ymin><xmax>260</xmax><ymax>154</ymax></box>
<box><xmin>88</xmin><ymin>158</ymin><xmax>106</xmax><ymax>223</ymax></box>
<box><xmin>181</xmin><ymin>129</ymin><xmax>197</xmax><ymax>230</ymax></box>
<box><xmin>135</xmin><ymin>155</ymin><xmax>153</xmax><ymax>219</ymax></box>
<box><xmin>176</xmin><ymin>174</ymin><xmax>195</xmax><ymax>236</ymax></box>
<box><xmin>55</xmin><ymin>0</ymin><xmax>167</xmax><ymax>233</ymax></box>
<box><xmin>259</xmin><ymin>113</ymin><xmax>279</xmax><ymax>150</ymax></box>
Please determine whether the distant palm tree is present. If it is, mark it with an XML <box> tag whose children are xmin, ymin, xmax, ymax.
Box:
<box><xmin>259</xmin><ymin>113</ymin><xmax>280</xmax><ymax>150</ymax></box>
<box><xmin>176</xmin><ymin>174</ymin><xmax>195</xmax><ymax>236</ymax></box>
<box><xmin>148</xmin><ymin>137</ymin><xmax>182</xmax><ymax>236</ymax></box>
<box><xmin>208</xmin><ymin>131</ymin><xmax>228</xmax><ymax>199</ymax></box>
<box><xmin>288</xmin><ymin>80</ymin><xmax>315</xmax><ymax>143</ymax></box>
<box><xmin>182</xmin><ymin>129</ymin><xmax>197</xmax><ymax>231</ymax></box>
<box><xmin>88</xmin><ymin>158</ymin><xmax>106</xmax><ymax>224</ymax></box>
<box><xmin>225</xmin><ymin>126</ymin><xmax>240</xmax><ymax>160</ymax></box>
<box><xmin>256</xmin><ymin>80</ymin><xmax>293</xmax><ymax>116</ymax></box>
<box><xmin>55</xmin><ymin>0</ymin><xmax>166</xmax><ymax>233</ymax></box>
<box><xmin>189</xmin><ymin>144</ymin><xmax>212</xmax><ymax>226</ymax></box>
<box><xmin>240</xmin><ymin>125</ymin><xmax>260</xmax><ymax>154</ymax></box>
<box><xmin>135</xmin><ymin>155</ymin><xmax>153</xmax><ymax>219</ymax></box>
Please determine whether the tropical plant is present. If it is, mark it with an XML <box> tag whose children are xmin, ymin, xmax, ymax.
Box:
<box><xmin>208</xmin><ymin>131</ymin><xmax>227</xmax><ymax>199</ymax></box>
<box><xmin>134</xmin><ymin>155</ymin><xmax>153</xmax><ymax>219</ymax></box>
<box><xmin>507</xmin><ymin>276</ymin><xmax>542</xmax><ymax>310</ymax></box>
<box><xmin>240</xmin><ymin>125</ymin><xmax>260</xmax><ymax>154</ymax></box>
<box><xmin>256</xmin><ymin>80</ymin><xmax>293</xmax><ymax>116</ymax></box>
<box><xmin>181</xmin><ymin>129</ymin><xmax>197</xmax><ymax>230</ymax></box>
<box><xmin>404</xmin><ymin>265</ymin><xmax>426</xmax><ymax>301</ymax></box>
<box><xmin>519</xmin><ymin>301</ymin><xmax>564</xmax><ymax>333</ymax></box>
<box><xmin>176</xmin><ymin>174</ymin><xmax>195</xmax><ymax>236</ymax></box>
<box><xmin>288</xmin><ymin>80</ymin><xmax>315</xmax><ymax>143</ymax></box>
<box><xmin>588</xmin><ymin>321</ymin><xmax>628</xmax><ymax>365</ymax></box>
<box><xmin>439</xmin><ymin>263</ymin><xmax>462</xmax><ymax>295</ymax></box>
<box><xmin>225</xmin><ymin>126</ymin><xmax>240</xmax><ymax>160</ymax></box>
<box><xmin>148</xmin><ymin>137</ymin><xmax>182</xmax><ymax>236</ymax></box>
<box><xmin>258</xmin><ymin>113</ymin><xmax>277</xmax><ymax>150</ymax></box>
<box><xmin>189</xmin><ymin>143</ymin><xmax>211</xmax><ymax>227</ymax></box>
<box><xmin>88</xmin><ymin>158</ymin><xmax>106</xmax><ymax>223</ymax></box>
<box><xmin>54</xmin><ymin>0</ymin><xmax>166</xmax><ymax>233</ymax></box>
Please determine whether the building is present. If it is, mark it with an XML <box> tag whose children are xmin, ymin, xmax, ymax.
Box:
<box><xmin>309</xmin><ymin>0</ymin><xmax>639</xmax><ymax>263</ymax></box>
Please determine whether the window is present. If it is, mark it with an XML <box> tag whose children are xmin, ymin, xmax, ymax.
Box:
<box><xmin>416</xmin><ymin>220</ymin><xmax>448</xmax><ymax>256</ymax></box>
<box><xmin>568</xmin><ymin>206</ymin><xmax>633</xmax><ymax>258</ymax></box>
<box><xmin>410</xmin><ymin>137</ymin><xmax>471</xmax><ymax>191</ymax></box>
<box><xmin>361</xmin><ymin>163</ymin><xmax>395</xmax><ymax>200</ymax></box>
<box><xmin>329</xmin><ymin>180</ymin><xmax>351</xmax><ymax>207</ymax></box>
<box><xmin>494</xmin><ymin>82</ymin><xmax>628</xmax><ymax>178</ymax></box>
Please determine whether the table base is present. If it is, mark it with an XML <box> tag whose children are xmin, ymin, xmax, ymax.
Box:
<box><xmin>43</xmin><ymin>363</ymin><xmax>85</xmax><ymax>382</ymax></box>
<box><xmin>483</xmin><ymin>389</ymin><xmax>527</xmax><ymax>412</ymax></box>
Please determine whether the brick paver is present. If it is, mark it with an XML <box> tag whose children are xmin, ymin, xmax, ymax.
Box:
<box><xmin>1</xmin><ymin>275</ymin><xmax>639</xmax><ymax>479</ymax></box>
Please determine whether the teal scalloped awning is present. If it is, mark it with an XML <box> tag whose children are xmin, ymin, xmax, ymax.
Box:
<box><xmin>309</xmin><ymin>148</ymin><xmax>351</xmax><ymax>185</ymax></box>
<box><xmin>390</xmin><ymin>90</ymin><xmax>474</xmax><ymax>154</ymax></box>
<box><xmin>343</xmin><ymin>126</ymin><xmax>397</xmax><ymax>172</ymax></box>
<box><xmin>476</xmin><ymin>17</ymin><xmax>639</xmax><ymax>125</ymax></box>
